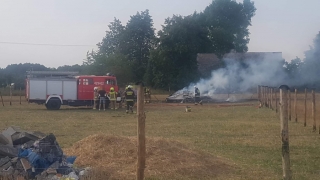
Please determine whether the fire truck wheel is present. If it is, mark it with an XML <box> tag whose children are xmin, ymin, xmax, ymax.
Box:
<box><xmin>46</xmin><ymin>99</ymin><xmax>61</xmax><ymax>110</ymax></box>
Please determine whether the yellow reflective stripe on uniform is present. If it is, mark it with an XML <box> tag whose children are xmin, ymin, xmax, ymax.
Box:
<box><xmin>126</xmin><ymin>92</ymin><xmax>133</xmax><ymax>95</ymax></box>
<box><xmin>109</xmin><ymin>92</ymin><xmax>116</xmax><ymax>100</ymax></box>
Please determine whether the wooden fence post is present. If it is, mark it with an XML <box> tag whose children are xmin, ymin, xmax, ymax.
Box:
<box><xmin>261</xmin><ymin>86</ymin><xmax>264</xmax><ymax>107</ymax></box>
<box><xmin>136</xmin><ymin>82</ymin><xmax>146</xmax><ymax>180</ymax></box>
<box><xmin>259</xmin><ymin>85</ymin><xmax>262</xmax><ymax>103</ymax></box>
<box><xmin>271</xmin><ymin>88</ymin><xmax>273</xmax><ymax>110</ymax></box>
<box><xmin>0</xmin><ymin>91</ymin><xmax>4</xmax><ymax>106</ymax></box>
<box><xmin>93</xmin><ymin>88</ymin><xmax>97</xmax><ymax>110</ymax></box>
<box><xmin>9</xmin><ymin>85</ymin><xmax>12</xmax><ymax>106</ymax></box>
<box><xmin>304</xmin><ymin>88</ymin><xmax>307</xmax><ymax>127</ymax></box>
<box><xmin>257</xmin><ymin>85</ymin><xmax>260</xmax><ymax>102</ymax></box>
<box><xmin>19</xmin><ymin>88</ymin><xmax>22</xmax><ymax>105</ymax></box>
<box><xmin>266</xmin><ymin>86</ymin><xmax>268</xmax><ymax>107</ymax></box>
<box><xmin>312</xmin><ymin>89</ymin><xmax>316</xmax><ymax>132</ymax></box>
<box><xmin>264</xmin><ymin>86</ymin><xmax>266</xmax><ymax>107</ymax></box>
<box><xmin>262</xmin><ymin>86</ymin><xmax>265</xmax><ymax>107</ymax></box>
<box><xmin>269</xmin><ymin>87</ymin><xmax>272</xmax><ymax>109</ymax></box>
<box><xmin>267</xmin><ymin>87</ymin><xmax>270</xmax><ymax>108</ymax></box>
<box><xmin>266</xmin><ymin>87</ymin><xmax>268</xmax><ymax>107</ymax></box>
<box><xmin>275</xmin><ymin>88</ymin><xmax>278</xmax><ymax>113</ymax></box>
<box><xmin>294</xmin><ymin>89</ymin><xmax>297</xmax><ymax>122</ymax></box>
<box><xmin>279</xmin><ymin>85</ymin><xmax>291</xmax><ymax>180</ymax></box>
<box><xmin>288</xmin><ymin>89</ymin><xmax>291</xmax><ymax>121</ymax></box>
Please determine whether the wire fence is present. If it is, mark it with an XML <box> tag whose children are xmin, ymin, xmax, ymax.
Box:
<box><xmin>258</xmin><ymin>85</ymin><xmax>320</xmax><ymax>180</ymax></box>
<box><xmin>258</xmin><ymin>85</ymin><xmax>320</xmax><ymax>132</ymax></box>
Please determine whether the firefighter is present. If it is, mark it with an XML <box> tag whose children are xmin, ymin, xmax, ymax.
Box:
<box><xmin>194</xmin><ymin>86</ymin><xmax>202</xmax><ymax>105</ymax></box>
<box><xmin>122</xmin><ymin>86</ymin><xmax>128</xmax><ymax>107</ymax></box>
<box><xmin>93</xmin><ymin>87</ymin><xmax>99</xmax><ymax>110</ymax></box>
<box><xmin>144</xmin><ymin>87</ymin><xmax>151</xmax><ymax>103</ymax></box>
<box><xmin>109</xmin><ymin>87</ymin><xmax>117</xmax><ymax>110</ymax></box>
<box><xmin>98</xmin><ymin>88</ymin><xmax>107</xmax><ymax>111</ymax></box>
<box><xmin>116</xmin><ymin>89</ymin><xmax>123</xmax><ymax>109</ymax></box>
<box><xmin>125</xmin><ymin>85</ymin><xmax>135</xmax><ymax>113</ymax></box>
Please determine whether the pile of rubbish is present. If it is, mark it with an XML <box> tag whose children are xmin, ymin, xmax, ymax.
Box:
<box><xmin>0</xmin><ymin>126</ymin><xmax>89</xmax><ymax>180</ymax></box>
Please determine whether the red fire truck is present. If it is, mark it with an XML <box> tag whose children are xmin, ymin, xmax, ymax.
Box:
<box><xmin>25</xmin><ymin>71</ymin><xmax>119</xmax><ymax>110</ymax></box>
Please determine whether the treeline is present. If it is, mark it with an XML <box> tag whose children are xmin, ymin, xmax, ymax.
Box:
<box><xmin>284</xmin><ymin>32</ymin><xmax>320</xmax><ymax>89</ymax></box>
<box><xmin>84</xmin><ymin>0</ymin><xmax>256</xmax><ymax>90</ymax></box>
<box><xmin>2</xmin><ymin>0</ymin><xmax>319</xmax><ymax>91</ymax></box>
<box><xmin>0</xmin><ymin>64</ymin><xmax>88</xmax><ymax>89</ymax></box>
<box><xmin>0</xmin><ymin>0</ymin><xmax>257</xmax><ymax>90</ymax></box>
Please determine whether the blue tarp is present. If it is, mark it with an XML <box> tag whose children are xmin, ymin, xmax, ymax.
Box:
<box><xmin>18</xmin><ymin>149</ymin><xmax>51</xmax><ymax>169</ymax></box>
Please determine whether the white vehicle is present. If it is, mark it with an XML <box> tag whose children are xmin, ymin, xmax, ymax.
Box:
<box><xmin>26</xmin><ymin>71</ymin><xmax>119</xmax><ymax>110</ymax></box>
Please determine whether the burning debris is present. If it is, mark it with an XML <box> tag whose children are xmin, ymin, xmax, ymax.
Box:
<box><xmin>165</xmin><ymin>89</ymin><xmax>232</xmax><ymax>103</ymax></box>
<box><xmin>166</xmin><ymin>90</ymin><xmax>255</xmax><ymax>104</ymax></box>
<box><xmin>166</xmin><ymin>90</ymin><xmax>215</xmax><ymax>103</ymax></box>
<box><xmin>0</xmin><ymin>126</ymin><xmax>89</xmax><ymax>180</ymax></box>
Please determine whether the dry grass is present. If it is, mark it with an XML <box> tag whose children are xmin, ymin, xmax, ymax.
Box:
<box><xmin>0</xmin><ymin>95</ymin><xmax>320</xmax><ymax>179</ymax></box>
<box><xmin>64</xmin><ymin>135</ymin><xmax>234</xmax><ymax>180</ymax></box>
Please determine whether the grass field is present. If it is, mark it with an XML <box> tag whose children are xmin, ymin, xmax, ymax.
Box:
<box><xmin>1</xmin><ymin>95</ymin><xmax>320</xmax><ymax>179</ymax></box>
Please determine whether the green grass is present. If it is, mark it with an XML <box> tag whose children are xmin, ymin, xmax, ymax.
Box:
<box><xmin>1</xmin><ymin>97</ymin><xmax>320</xmax><ymax>179</ymax></box>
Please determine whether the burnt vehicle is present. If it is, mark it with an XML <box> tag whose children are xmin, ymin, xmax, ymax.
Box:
<box><xmin>165</xmin><ymin>88</ymin><xmax>256</xmax><ymax>104</ymax></box>
<box><xmin>165</xmin><ymin>90</ymin><xmax>215</xmax><ymax>103</ymax></box>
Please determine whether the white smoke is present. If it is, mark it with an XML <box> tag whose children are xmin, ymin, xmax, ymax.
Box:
<box><xmin>182</xmin><ymin>53</ymin><xmax>288</xmax><ymax>95</ymax></box>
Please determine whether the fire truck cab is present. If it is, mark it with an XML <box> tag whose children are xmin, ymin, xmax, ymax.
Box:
<box><xmin>26</xmin><ymin>71</ymin><xmax>119</xmax><ymax>110</ymax></box>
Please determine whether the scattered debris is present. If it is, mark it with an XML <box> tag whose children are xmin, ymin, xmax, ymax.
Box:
<box><xmin>0</xmin><ymin>126</ymin><xmax>88</xmax><ymax>180</ymax></box>
<box><xmin>166</xmin><ymin>90</ymin><xmax>216</xmax><ymax>103</ymax></box>
<box><xmin>166</xmin><ymin>90</ymin><xmax>256</xmax><ymax>103</ymax></box>
<box><xmin>185</xmin><ymin>106</ymin><xmax>191</xmax><ymax>112</ymax></box>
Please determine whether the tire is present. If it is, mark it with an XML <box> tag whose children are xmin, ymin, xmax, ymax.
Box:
<box><xmin>46</xmin><ymin>99</ymin><xmax>61</xmax><ymax>110</ymax></box>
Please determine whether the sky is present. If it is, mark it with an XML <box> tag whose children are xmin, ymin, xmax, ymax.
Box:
<box><xmin>0</xmin><ymin>0</ymin><xmax>320</xmax><ymax>68</ymax></box>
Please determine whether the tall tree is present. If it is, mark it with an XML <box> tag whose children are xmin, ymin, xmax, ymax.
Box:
<box><xmin>284</xmin><ymin>57</ymin><xmax>303</xmax><ymax>78</ymax></box>
<box><xmin>86</xmin><ymin>11</ymin><xmax>156</xmax><ymax>83</ymax></box>
<box><xmin>97</xmin><ymin>18</ymin><xmax>125</xmax><ymax>56</ymax></box>
<box><xmin>203</xmin><ymin>0</ymin><xmax>256</xmax><ymax>56</ymax></box>
<box><xmin>148</xmin><ymin>0</ymin><xmax>256</xmax><ymax>90</ymax></box>
<box><xmin>124</xmin><ymin>10</ymin><xmax>156</xmax><ymax>81</ymax></box>
<box><xmin>300</xmin><ymin>32</ymin><xmax>320</xmax><ymax>86</ymax></box>
<box><xmin>86</xmin><ymin>1</ymin><xmax>256</xmax><ymax>89</ymax></box>
<box><xmin>83</xmin><ymin>18</ymin><xmax>132</xmax><ymax>82</ymax></box>
<box><xmin>148</xmin><ymin>13</ymin><xmax>211</xmax><ymax>89</ymax></box>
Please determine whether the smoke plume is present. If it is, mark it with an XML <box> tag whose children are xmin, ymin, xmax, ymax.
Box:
<box><xmin>181</xmin><ymin>53</ymin><xmax>289</xmax><ymax>95</ymax></box>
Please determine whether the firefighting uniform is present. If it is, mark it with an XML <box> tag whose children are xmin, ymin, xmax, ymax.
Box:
<box><xmin>109</xmin><ymin>87</ymin><xmax>117</xmax><ymax>110</ymax></box>
<box><xmin>144</xmin><ymin>87</ymin><xmax>151</xmax><ymax>103</ymax></box>
<box><xmin>125</xmin><ymin>88</ymin><xmax>135</xmax><ymax>113</ymax></box>
<box><xmin>194</xmin><ymin>87</ymin><xmax>201</xmax><ymax>104</ymax></box>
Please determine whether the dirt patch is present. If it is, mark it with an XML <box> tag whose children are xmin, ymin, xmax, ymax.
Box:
<box><xmin>64</xmin><ymin>135</ymin><xmax>235</xmax><ymax>180</ymax></box>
